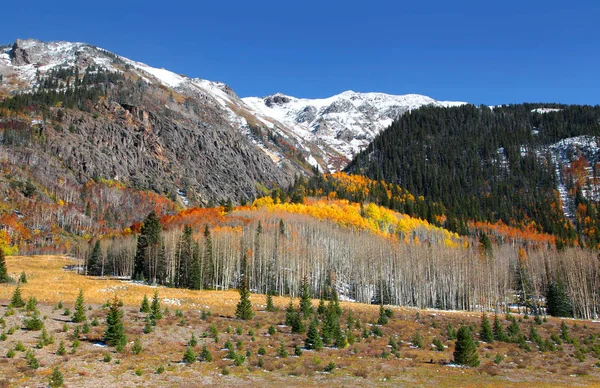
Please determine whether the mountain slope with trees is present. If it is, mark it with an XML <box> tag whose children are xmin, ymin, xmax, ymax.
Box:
<box><xmin>346</xmin><ymin>103</ymin><xmax>600</xmax><ymax>246</ymax></box>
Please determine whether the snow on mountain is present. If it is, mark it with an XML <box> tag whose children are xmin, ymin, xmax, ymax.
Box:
<box><xmin>0</xmin><ymin>39</ymin><xmax>467</xmax><ymax>174</ymax></box>
<box><xmin>532</xmin><ymin>108</ymin><xmax>562</xmax><ymax>114</ymax></box>
<box><xmin>242</xmin><ymin>91</ymin><xmax>467</xmax><ymax>171</ymax></box>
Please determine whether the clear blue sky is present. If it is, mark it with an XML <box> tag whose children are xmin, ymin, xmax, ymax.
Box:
<box><xmin>1</xmin><ymin>0</ymin><xmax>598</xmax><ymax>105</ymax></box>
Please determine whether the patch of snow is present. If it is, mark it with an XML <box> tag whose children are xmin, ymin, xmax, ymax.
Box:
<box><xmin>532</xmin><ymin>108</ymin><xmax>561</xmax><ymax>114</ymax></box>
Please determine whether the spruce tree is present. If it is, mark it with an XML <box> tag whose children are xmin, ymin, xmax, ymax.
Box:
<box><xmin>9</xmin><ymin>285</ymin><xmax>25</xmax><ymax>308</ymax></box>
<box><xmin>87</xmin><ymin>240</ymin><xmax>102</xmax><ymax>276</ymax></box>
<box><xmin>317</xmin><ymin>295</ymin><xmax>326</xmax><ymax>315</ymax></box>
<box><xmin>48</xmin><ymin>366</ymin><xmax>64</xmax><ymax>387</ymax></box>
<box><xmin>183</xmin><ymin>345</ymin><xmax>196</xmax><ymax>364</ymax></box>
<box><xmin>377</xmin><ymin>303</ymin><xmax>388</xmax><ymax>325</ymax></box>
<box><xmin>150</xmin><ymin>290</ymin><xmax>162</xmax><ymax>321</ymax></box>
<box><xmin>72</xmin><ymin>289</ymin><xmax>86</xmax><ymax>323</ymax></box>
<box><xmin>133</xmin><ymin>211</ymin><xmax>162</xmax><ymax>281</ymax></box>
<box><xmin>299</xmin><ymin>276</ymin><xmax>313</xmax><ymax>317</ymax></box>
<box><xmin>290</xmin><ymin>310</ymin><xmax>305</xmax><ymax>334</ymax></box>
<box><xmin>104</xmin><ymin>296</ymin><xmax>127</xmax><ymax>350</ymax></box>
<box><xmin>480</xmin><ymin>313</ymin><xmax>493</xmax><ymax>343</ymax></box>
<box><xmin>200</xmin><ymin>344</ymin><xmax>213</xmax><ymax>361</ymax></box>
<box><xmin>235</xmin><ymin>275</ymin><xmax>254</xmax><ymax>320</ymax></box>
<box><xmin>546</xmin><ymin>279</ymin><xmax>573</xmax><ymax>317</ymax></box>
<box><xmin>305</xmin><ymin>318</ymin><xmax>323</xmax><ymax>350</ymax></box>
<box><xmin>140</xmin><ymin>294</ymin><xmax>150</xmax><ymax>313</ymax></box>
<box><xmin>507</xmin><ymin>316</ymin><xmax>521</xmax><ymax>340</ymax></box>
<box><xmin>265</xmin><ymin>292</ymin><xmax>276</xmax><ymax>312</ymax></box>
<box><xmin>0</xmin><ymin>248</ymin><xmax>9</xmax><ymax>283</ymax></box>
<box><xmin>203</xmin><ymin>225</ymin><xmax>214</xmax><ymax>289</ymax></box>
<box><xmin>493</xmin><ymin>314</ymin><xmax>508</xmax><ymax>342</ymax></box>
<box><xmin>285</xmin><ymin>299</ymin><xmax>295</xmax><ymax>326</ymax></box>
<box><xmin>453</xmin><ymin>325</ymin><xmax>480</xmax><ymax>367</ymax></box>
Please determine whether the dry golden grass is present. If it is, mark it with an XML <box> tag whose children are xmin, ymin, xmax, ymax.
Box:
<box><xmin>1</xmin><ymin>255</ymin><xmax>600</xmax><ymax>387</ymax></box>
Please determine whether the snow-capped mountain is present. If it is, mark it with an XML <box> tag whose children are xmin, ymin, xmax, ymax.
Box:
<box><xmin>243</xmin><ymin>91</ymin><xmax>466</xmax><ymax>171</ymax></box>
<box><xmin>0</xmin><ymin>38</ymin><xmax>466</xmax><ymax>175</ymax></box>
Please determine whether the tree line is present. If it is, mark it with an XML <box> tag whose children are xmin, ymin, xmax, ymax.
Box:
<box><xmin>80</xmin><ymin>209</ymin><xmax>600</xmax><ymax>319</ymax></box>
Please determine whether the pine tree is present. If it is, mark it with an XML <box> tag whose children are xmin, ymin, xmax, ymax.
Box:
<box><xmin>189</xmin><ymin>241</ymin><xmax>202</xmax><ymax>290</ymax></box>
<box><xmin>317</xmin><ymin>295</ymin><xmax>326</xmax><ymax>315</ymax></box>
<box><xmin>299</xmin><ymin>276</ymin><xmax>313</xmax><ymax>317</ymax></box>
<box><xmin>0</xmin><ymin>248</ymin><xmax>10</xmax><ymax>283</ymax></box>
<box><xmin>200</xmin><ymin>344</ymin><xmax>213</xmax><ymax>361</ymax></box>
<box><xmin>87</xmin><ymin>240</ymin><xmax>102</xmax><ymax>276</ymax></box>
<box><xmin>333</xmin><ymin>324</ymin><xmax>347</xmax><ymax>348</ymax></box>
<box><xmin>72</xmin><ymin>289</ymin><xmax>86</xmax><ymax>323</ymax></box>
<box><xmin>285</xmin><ymin>299</ymin><xmax>295</xmax><ymax>326</ymax></box>
<box><xmin>56</xmin><ymin>341</ymin><xmax>66</xmax><ymax>356</ymax></box>
<box><xmin>9</xmin><ymin>285</ymin><xmax>25</xmax><ymax>308</ymax></box>
<box><xmin>507</xmin><ymin>316</ymin><xmax>521</xmax><ymax>340</ymax></box>
<box><xmin>133</xmin><ymin>211</ymin><xmax>162</xmax><ymax>281</ymax></box>
<box><xmin>177</xmin><ymin>225</ymin><xmax>194</xmax><ymax>288</ymax></box>
<box><xmin>546</xmin><ymin>279</ymin><xmax>573</xmax><ymax>317</ymax></box>
<box><xmin>265</xmin><ymin>292</ymin><xmax>276</xmax><ymax>312</ymax></box>
<box><xmin>104</xmin><ymin>296</ymin><xmax>127</xmax><ymax>350</ymax></box>
<box><xmin>235</xmin><ymin>275</ymin><xmax>254</xmax><ymax>320</ymax></box>
<box><xmin>560</xmin><ymin>320</ymin><xmax>571</xmax><ymax>342</ymax></box>
<box><xmin>150</xmin><ymin>290</ymin><xmax>162</xmax><ymax>321</ymax></box>
<box><xmin>453</xmin><ymin>325</ymin><xmax>480</xmax><ymax>367</ymax></box>
<box><xmin>140</xmin><ymin>294</ymin><xmax>150</xmax><ymax>313</ymax></box>
<box><xmin>290</xmin><ymin>310</ymin><xmax>305</xmax><ymax>334</ymax></box>
<box><xmin>377</xmin><ymin>303</ymin><xmax>388</xmax><ymax>325</ymax></box>
<box><xmin>203</xmin><ymin>225</ymin><xmax>214</xmax><ymax>289</ymax></box>
<box><xmin>493</xmin><ymin>314</ymin><xmax>508</xmax><ymax>342</ymax></box>
<box><xmin>305</xmin><ymin>318</ymin><xmax>323</xmax><ymax>350</ymax></box>
<box><xmin>183</xmin><ymin>345</ymin><xmax>196</xmax><ymax>364</ymax></box>
<box><xmin>48</xmin><ymin>366</ymin><xmax>64</xmax><ymax>387</ymax></box>
<box><xmin>480</xmin><ymin>313</ymin><xmax>493</xmax><ymax>343</ymax></box>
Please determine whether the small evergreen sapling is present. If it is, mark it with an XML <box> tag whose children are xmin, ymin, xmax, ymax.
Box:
<box><xmin>183</xmin><ymin>346</ymin><xmax>196</xmax><ymax>364</ymax></box>
<box><xmin>9</xmin><ymin>285</ymin><xmax>25</xmax><ymax>308</ymax></box>
<box><xmin>140</xmin><ymin>294</ymin><xmax>150</xmax><ymax>313</ymax></box>
<box><xmin>104</xmin><ymin>296</ymin><xmax>127</xmax><ymax>351</ymax></box>
<box><xmin>453</xmin><ymin>326</ymin><xmax>480</xmax><ymax>367</ymax></box>
<box><xmin>72</xmin><ymin>289</ymin><xmax>86</xmax><ymax>323</ymax></box>
<box><xmin>235</xmin><ymin>276</ymin><xmax>254</xmax><ymax>320</ymax></box>
<box><xmin>265</xmin><ymin>292</ymin><xmax>276</xmax><ymax>312</ymax></box>
<box><xmin>49</xmin><ymin>366</ymin><xmax>64</xmax><ymax>387</ymax></box>
<box><xmin>150</xmin><ymin>291</ymin><xmax>162</xmax><ymax>321</ymax></box>
<box><xmin>305</xmin><ymin>318</ymin><xmax>323</xmax><ymax>350</ymax></box>
<box><xmin>480</xmin><ymin>313</ymin><xmax>494</xmax><ymax>343</ymax></box>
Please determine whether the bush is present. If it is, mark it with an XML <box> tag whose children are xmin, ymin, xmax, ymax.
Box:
<box><xmin>324</xmin><ymin>361</ymin><xmax>336</xmax><ymax>372</ymax></box>
<box><xmin>56</xmin><ymin>341</ymin><xmax>66</xmax><ymax>356</ymax></box>
<box><xmin>433</xmin><ymin>337</ymin><xmax>445</xmax><ymax>351</ymax></box>
<box><xmin>156</xmin><ymin>365</ymin><xmax>165</xmax><ymax>374</ymax></box>
<box><xmin>412</xmin><ymin>331</ymin><xmax>424</xmax><ymax>348</ymax></box>
<box><xmin>131</xmin><ymin>338</ymin><xmax>143</xmax><ymax>355</ymax></box>
<box><xmin>26</xmin><ymin>349</ymin><xmax>39</xmax><ymax>369</ymax></box>
<box><xmin>103</xmin><ymin>353</ymin><xmax>112</xmax><ymax>362</ymax></box>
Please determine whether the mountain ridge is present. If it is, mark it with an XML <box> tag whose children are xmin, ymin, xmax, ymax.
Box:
<box><xmin>1</xmin><ymin>38</ymin><xmax>467</xmax><ymax>173</ymax></box>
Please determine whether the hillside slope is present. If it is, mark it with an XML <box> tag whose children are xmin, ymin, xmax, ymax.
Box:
<box><xmin>346</xmin><ymin>103</ymin><xmax>600</xmax><ymax>246</ymax></box>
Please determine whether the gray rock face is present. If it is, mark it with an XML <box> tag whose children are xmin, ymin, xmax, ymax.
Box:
<box><xmin>264</xmin><ymin>94</ymin><xmax>291</xmax><ymax>107</ymax></box>
<box><xmin>1</xmin><ymin>39</ymin><xmax>293</xmax><ymax>204</ymax></box>
<box><xmin>47</xmin><ymin>99</ymin><xmax>291</xmax><ymax>204</ymax></box>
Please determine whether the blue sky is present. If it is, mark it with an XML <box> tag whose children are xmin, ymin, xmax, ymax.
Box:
<box><xmin>1</xmin><ymin>0</ymin><xmax>598</xmax><ymax>105</ymax></box>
